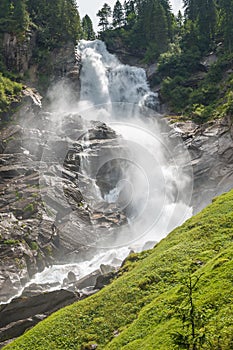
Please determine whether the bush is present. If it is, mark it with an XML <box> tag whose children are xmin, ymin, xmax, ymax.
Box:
<box><xmin>0</xmin><ymin>73</ymin><xmax>22</xmax><ymax>117</ymax></box>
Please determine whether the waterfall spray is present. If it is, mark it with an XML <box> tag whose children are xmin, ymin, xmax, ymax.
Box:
<box><xmin>21</xmin><ymin>40</ymin><xmax>193</xmax><ymax>297</ymax></box>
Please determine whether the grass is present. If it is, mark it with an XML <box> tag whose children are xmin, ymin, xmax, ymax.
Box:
<box><xmin>3</xmin><ymin>190</ymin><xmax>233</xmax><ymax>350</ymax></box>
<box><xmin>0</xmin><ymin>73</ymin><xmax>22</xmax><ymax>116</ymax></box>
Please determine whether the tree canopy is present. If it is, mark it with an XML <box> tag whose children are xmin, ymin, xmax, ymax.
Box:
<box><xmin>0</xmin><ymin>0</ymin><xmax>83</xmax><ymax>48</ymax></box>
<box><xmin>82</xmin><ymin>15</ymin><xmax>95</xmax><ymax>40</ymax></box>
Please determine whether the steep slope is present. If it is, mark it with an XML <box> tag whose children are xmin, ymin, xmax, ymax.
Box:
<box><xmin>4</xmin><ymin>189</ymin><xmax>233</xmax><ymax>350</ymax></box>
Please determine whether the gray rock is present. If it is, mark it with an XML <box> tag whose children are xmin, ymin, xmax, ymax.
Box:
<box><xmin>171</xmin><ymin>117</ymin><xmax>233</xmax><ymax>212</ymax></box>
<box><xmin>74</xmin><ymin>270</ymin><xmax>101</xmax><ymax>290</ymax></box>
<box><xmin>0</xmin><ymin>289</ymin><xmax>79</xmax><ymax>329</ymax></box>
<box><xmin>0</xmin><ymin>290</ymin><xmax>80</xmax><ymax>345</ymax></box>
<box><xmin>94</xmin><ymin>272</ymin><xmax>116</xmax><ymax>290</ymax></box>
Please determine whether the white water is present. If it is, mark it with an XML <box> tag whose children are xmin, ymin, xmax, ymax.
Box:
<box><xmin>7</xmin><ymin>40</ymin><xmax>193</xmax><ymax>299</ymax></box>
<box><xmin>26</xmin><ymin>247</ymin><xmax>130</xmax><ymax>288</ymax></box>
<box><xmin>78</xmin><ymin>40</ymin><xmax>159</xmax><ymax>109</ymax></box>
<box><xmin>77</xmin><ymin>40</ymin><xmax>193</xmax><ymax>246</ymax></box>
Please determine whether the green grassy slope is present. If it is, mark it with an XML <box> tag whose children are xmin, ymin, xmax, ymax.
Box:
<box><xmin>0</xmin><ymin>73</ymin><xmax>22</xmax><ymax>118</ymax></box>
<box><xmin>4</xmin><ymin>190</ymin><xmax>233</xmax><ymax>350</ymax></box>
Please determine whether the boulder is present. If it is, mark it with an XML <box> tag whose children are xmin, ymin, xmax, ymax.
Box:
<box><xmin>74</xmin><ymin>270</ymin><xmax>102</xmax><ymax>290</ymax></box>
<box><xmin>94</xmin><ymin>272</ymin><xmax>116</xmax><ymax>290</ymax></box>
<box><xmin>0</xmin><ymin>289</ymin><xmax>79</xmax><ymax>329</ymax></box>
<box><xmin>0</xmin><ymin>289</ymin><xmax>80</xmax><ymax>345</ymax></box>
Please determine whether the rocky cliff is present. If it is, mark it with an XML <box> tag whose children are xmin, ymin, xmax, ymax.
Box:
<box><xmin>171</xmin><ymin>116</ymin><xmax>233</xmax><ymax>213</ymax></box>
<box><xmin>1</xmin><ymin>29</ymin><xmax>81</xmax><ymax>97</ymax></box>
<box><xmin>0</xmin><ymin>100</ymin><xmax>129</xmax><ymax>304</ymax></box>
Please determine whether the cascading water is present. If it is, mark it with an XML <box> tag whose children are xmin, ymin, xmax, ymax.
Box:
<box><xmin>77</xmin><ymin>40</ymin><xmax>159</xmax><ymax>112</ymax></box>
<box><xmin>77</xmin><ymin>39</ymin><xmax>193</xmax><ymax>245</ymax></box>
<box><xmin>5</xmin><ymin>40</ymin><xmax>193</xmax><ymax>301</ymax></box>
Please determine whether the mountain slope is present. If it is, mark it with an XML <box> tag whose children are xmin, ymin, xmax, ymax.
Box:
<box><xmin>4</xmin><ymin>190</ymin><xmax>233</xmax><ymax>350</ymax></box>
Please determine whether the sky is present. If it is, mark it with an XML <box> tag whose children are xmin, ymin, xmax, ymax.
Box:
<box><xmin>77</xmin><ymin>0</ymin><xmax>183</xmax><ymax>31</ymax></box>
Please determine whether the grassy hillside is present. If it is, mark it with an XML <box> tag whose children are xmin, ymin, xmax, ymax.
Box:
<box><xmin>4</xmin><ymin>190</ymin><xmax>233</xmax><ymax>350</ymax></box>
<box><xmin>0</xmin><ymin>73</ymin><xmax>22</xmax><ymax>120</ymax></box>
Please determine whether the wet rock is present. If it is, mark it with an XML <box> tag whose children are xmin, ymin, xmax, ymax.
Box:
<box><xmin>100</xmin><ymin>264</ymin><xmax>116</xmax><ymax>275</ymax></box>
<box><xmin>21</xmin><ymin>282</ymin><xmax>60</xmax><ymax>297</ymax></box>
<box><xmin>67</xmin><ymin>271</ymin><xmax>76</xmax><ymax>283</ymax></box>
<box><xmin>2</xmin><ymin>31</ymin><xmax>36</xmax><ymax>75</ymax></box>
<box><xmin>0</xmin><ymin>290</ymin><xmax>80</xmax><ymax>345</ymax></box>
<box><xmin>0</xmin><ymin>113</ymin><xmax>129</xmax><ymax>302</ymax></box>
<box><xmin>0</xmin><ymin>315</ymin><xmax>46</xmax><ymax>344</ymax></box>
<box><xmin>0</xmin><ymin>290</ymin><xmax>79</xmax><ymax>329</ymax></box>
<box><xmin>171</xmin><ymin>117</ymin><xmax>233</xmax><ymax>212</ymax></box>
<box><xmin>94</xmin><ymin>271</ymin><xmax>116</xmax><ymax>290</ymax></box>
<box><xmin>74</xmin><ymin>270</ymin><xmax>102</xmax><ymax>290</ymax></box>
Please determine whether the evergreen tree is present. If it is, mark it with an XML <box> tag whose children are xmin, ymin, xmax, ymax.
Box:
<box><xmin>11</xmin><ymin>0</ymin><xmax>30</xmax><ymax>33</ymax></box>
<box><xmin>0</xmin><ymin>0</ymin><xmax>11</xmax><ymax>32</ymax></box>
<box><xmin>82</xmin><ymin>15</ymin><xmax>95</xmax><ymax>40</ymax></box>
<box><xmin>143</xmin><ymin>0</ymin><xmax>169</xmax><ymax>56</ymax></box>
<box><xmin>27</xmin><ymin>0</ymin><xmax>82</xmax><ymax>47</ymax></box>
<box><xmin>123</xmin><ymin>0</ymin><xmax>136</xmax><ymax>26</ymax></box>
<box><xmin>160</xmin><ymin>0</ymin><xmax>173</xmax><ymax>39</ymax></box>
<box><xmin>177</xmin><ymin>10</ymin><xmax>183</xmax><ymax>30</ymax></box>
<box><xmin>124</xmin><ymin>0</ymin><xmax>135</xmax><ymax>18</ymax></box>
<box><xmin>198</xmin><ymin>0</ymin><xmax>216</xmax><ymax>50</ymax></box>
<box><xmin>184</xmin><ymin>0</ymin><xmax>216</xmax><ymax>51</ymax></box>
<box><xmin>0</xmin><ymin>0</ymin><xmax>29</xmax><ymax>34</ymax></box>
<box><xmin>183</xmin><ymin>0</ymin><xmax>198</xmax><ymax>21</ymax></box>
<box><xmin>113</xmin><ymin>0</ymin><xmax>124</xmax><ymax>28</ymax></box>
<box><xmin>97</xmin><ymin>3</ymin><xmax>112</xmax><ymax>31</ymax></box>
<box><xmin>218</xmin><ymin>0</ymin><xmax>233</xmax><ymax>52</ymax></box>
<box><xmin>62</xmin><ymin>0</ymin><xmax>82</xmax><ymax>42</ymax></box>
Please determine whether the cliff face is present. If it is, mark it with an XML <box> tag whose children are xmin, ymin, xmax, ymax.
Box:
<box><xmin>171</xmin><ymin>116</ymin><xmax>233</xmax><ymax>213</ymax></box>
<box><xmin>2</xmin><ymin>31</ymin><xmax>36</xmax><ymax>76</ymax></box>
<box><xmin>1</xmin><ymin>30</ymin><xmax>81</xmax><ymax>99</ymax></box>
<box><xmin>0</xmin><ymin>34</ymin><xmax>84</xmax><ymax>303</ymax></box>
<box><xmin>0</xmin><ymin>104</ymin><xmax>128</xmax><ymax>303</ymax></box>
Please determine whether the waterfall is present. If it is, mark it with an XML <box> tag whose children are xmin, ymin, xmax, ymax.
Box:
<box><xmin>77</xmin><ymin>39</ymin><xmax>193</xmax><ymax>247</ymax></box>
<box><xmin>77</xmin><ymin>40</ymin><xmax>160</xmax><ymax>112</ymax></box>
<box><xmin>7</xmin><ymin>40</ymin><xmax>193</xmax><ymax>300</ymax></box>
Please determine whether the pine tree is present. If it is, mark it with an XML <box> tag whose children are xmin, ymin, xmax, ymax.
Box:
<box><xmin>27</xmin><ymin>0</ymin><xmax>82</xmax><ymax>48</ymax></box>
<box><xmin>183</xmin><ymin>0</ymin><xmax>216</xmax><ymax>51</ymax></box>
<box><xmin>198</xmin><ymin>0</ymin><xmax>216</xmax><ymax>50</ymax></box>
<box><xmin>63</xmin><ymin>0</ymin><xmax>82</xmax><ymax>42</ymax></box>
<box><xmin>143</xmin><ymin>0</ymin><xmax>169</xmax><ymax>55</ymax></box>
<box><xmin>123</xmin><ymin>0</ymin><xmax>136</xmax><ymax>27</ymax></box>
<box><xmin>11</xmin><ymin>0</ymin><xmax>29</xmax><ymax>33</ymax></box>
<box><xmin>218</xmin><ymin>0</ymin><xmax>233</xmax><ymax>52</ymax></box>
<box><xmin>82</xmin><ymin>15</ymin><xmax>95</xmax><ymax>40</ymax></box>
<box><xmin>97</xmin><ymin>3</ymin><xmax>112</xmax><ymax>31</ymax></box>
<box><xmin>124</xmin><ymin>0</ymin><xmax>135</xmax><ymax>18</ymax></box>
<box><xmin>177</xmin><ymin>10</ymin><xmax>183</xmax><ymax>29</ymax></box>
<box><xmin>0</xmin><ymin>0</ymin><xmax>11</xmax><ymax>32</ymax></box>
<box><xmin>183</xmin><ymin>0</ymin><xmax>198</xmax><ymax>21</ymax></box>
<box><xmin>113</xmin><ymin>0</ymin><xmax>124</xmax><ymax>28</ymax></box>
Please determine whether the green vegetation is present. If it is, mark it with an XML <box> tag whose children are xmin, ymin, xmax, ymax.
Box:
<box><xmin>0</xmin><ymin>0</ymin><xmax>29</xmax><ymax>35</ymax></box>
<box><xmin>4</xmin><ymin>189</ymin><xmax>233</xmax><ymax>349</ymax></box>
<box><xmin>98</xmin><ymin>0</ymin><xmax>172</xmax><ymax>58</ymax></box>
<box><xmin>0</xmin><ymin>73</ymin><xmax>22</xmax><ymax>117</ymax></box>
<box><xmin>97</xmin><ymin>0</ymin><xmax>233</xmax><ymax>122</ymax></box>
<box><xmin>82</xmin><ymin>15</ymin><xmax>95</xmax><ymax>41</ymax></box>
<box><xmin>0</xmin><ymin>0</ymin><xmax>91</xmax><ymax>119</ymax></box>
<box><xmin>29</xmin><ymin>241</ymin><xmax>39</xmax><ymax>251</ymax></box>
<box><xmin>27</xmin><ymin>0</ymin><xmax>82</xmax><ymax>49</ymax></box>
<box><xmin>3</xmin><ymin>239</ymin><xmax>20</xmax><ymax>245</ymax></box>
<box><xmin>24</xmin><ymin>203</ymin><xmax>35</xmax><ymax>213</ymax></box>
